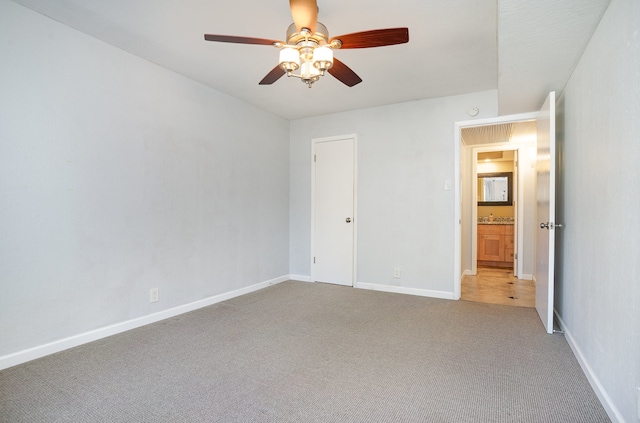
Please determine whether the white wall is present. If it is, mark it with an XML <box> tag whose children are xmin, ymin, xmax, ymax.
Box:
<box><xmin>558</xmin><ymin>0</ymin><xmax>640</xmax><ymax>421</ymax></box>
<box><xmin>0</xmin><ymin>1</ymin><xmax>290</xmax><ymax>361</ymax></box>
<box><xmin>290</xmin><ymin>91</ymin><xmax>498</xmax><ymax>296</ymax></box>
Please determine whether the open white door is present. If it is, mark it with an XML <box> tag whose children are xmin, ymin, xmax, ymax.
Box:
<box><xmin>535</xmin><ymin>91</ymin><xmax>556</xmax><ymax>334</ymax></box>
<box><xmin>513</xmin><ymin>150</ymin><xmax>519</xmax><ymax>276</ymax></box>
<box><xmin>312</xmin><ymin>136</ymin><xmax>355</xmax><ymax>286</ymax></box>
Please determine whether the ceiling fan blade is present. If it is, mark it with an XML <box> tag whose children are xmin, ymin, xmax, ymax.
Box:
<box><xmin>289</xmin><ymin>0</ymin><xmax>317</xmax><ymax>34</ymax></box>
<box><xmin>328</xmin><ymin>58</ymin><xmax>362</xmax><ymax>87</ymax></box>
<box><xmin>204</xmin><ymin>34</ymin><xmax>280</xmax><ymax>46</ymax></box>
<box><xmin>259</xmin><ymin>66</ymin><xmax>286</xmax><ymax>85</ymax></box>
<box><xmin>331</xmin><ymin>28</ymin><xmax>409</xmax><ymax>49</ymax></box>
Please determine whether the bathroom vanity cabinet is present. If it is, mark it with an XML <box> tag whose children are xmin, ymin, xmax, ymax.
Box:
<box><xmin>478</xmin><ymin>224</ymin><xmax>514</xmax><ymax>268</ymax></box>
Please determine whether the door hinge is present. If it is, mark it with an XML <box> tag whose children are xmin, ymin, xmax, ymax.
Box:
<box><xmin>313</xmin><ymin>257</ymin><xmax>316</xmax><ymax>264</ymax></box>
<box><xmin>314</xmin><ymin>154</ymin><xmax>316</xmax><ymax>162</ymax></box>
<box><xmin>515</xmin><ymin>253</ymin><xmax>518</xmax><ymax>259</ymax></box>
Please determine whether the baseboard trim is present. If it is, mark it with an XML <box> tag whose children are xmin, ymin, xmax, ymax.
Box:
<box><xmin>554</xmin><ymin>310</ymin><xmax>623</xmax><ymax>423</ymax></box>
<box><xmin>0</xmin><ymin>275</ymin><xmax>289</xmax><ymax>371</ymax></box>
<box><xmin>356</xmin><ymin>282</ymin><xmax>455</xmax><ymax>300</ymax></box>
<box><xmin>289</xmin><ymin>274</ymin><xmax>313</xmax><ymax>283</ymax></box>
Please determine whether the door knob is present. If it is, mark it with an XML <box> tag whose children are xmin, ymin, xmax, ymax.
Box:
<box><xmin>345</xmin><ymin>217</ymin><xmax>352</xmax><ymax>223</ymax></box>
<box><xmin>540</xmin><ymin>222</ymin><xmax>564</xmax><ymax>230</ymax></box>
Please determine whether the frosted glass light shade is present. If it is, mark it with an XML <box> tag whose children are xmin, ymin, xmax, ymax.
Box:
<box><xmin>279</xmin><ymin>47</ymin><xmax>300</xmax><ymax>71</ymax></box>
<box><xmin>301</xmin><ymin>61</ymin><xmax>320</xmax><ymax>77</ymax></box>
<box><xmin>312</xmin><ymin>46</ymin><xmax>333</xmax><ymax>71</ymax></box>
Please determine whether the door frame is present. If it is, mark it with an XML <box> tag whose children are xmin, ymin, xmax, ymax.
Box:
<box><xmin>454</xmin><ymin>113</ymin><xmax>537</xmax><ymax>300</ymax></box>
<box><xmin>310</xmin><ymin>134</ymin><xmax>358</xmax><ymax>286</ymax></box>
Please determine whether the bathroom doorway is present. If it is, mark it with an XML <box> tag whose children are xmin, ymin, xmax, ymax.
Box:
<box><xmin>476</xmin><ymin>149</ymin><xmax>517</xmax><ymax>273</ymax></box>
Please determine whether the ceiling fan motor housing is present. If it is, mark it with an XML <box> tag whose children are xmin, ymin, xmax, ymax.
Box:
<box><xmin>286</xmin><ymin>22</ymin><xmax>329</xmax><ymax>46</ymax></box>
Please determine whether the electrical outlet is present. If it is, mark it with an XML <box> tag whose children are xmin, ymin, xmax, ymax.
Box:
<box><xmin>150</xmin><ymin>288</ymin><xmax>159</xmax><ymax>303</ymax></box>
<box><xmin>393</xmin><ymin>267</ymin><xmax>401</xmax><ymax>278</ymax></box>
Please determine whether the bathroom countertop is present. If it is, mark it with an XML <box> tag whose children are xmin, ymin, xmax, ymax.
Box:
<box><xmin>478</xmin><ymin>221</ymin><xmax>514</xmax><ymax>225</ymax></box>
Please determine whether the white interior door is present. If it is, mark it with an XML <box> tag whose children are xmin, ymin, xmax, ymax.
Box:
<box><xmin>313</xmin><ymin>137</ymin><xmax>355</xmax><ymax>286</ymax></box>
<box><xmin>535</xmin><ymin>91</ymin><xmax>556</xmax><ymax>334</ymax></box>
<box><xmin>513</xmin><ymin>149</ymin><xmax>519</xmax><ymax>276</ymax></box>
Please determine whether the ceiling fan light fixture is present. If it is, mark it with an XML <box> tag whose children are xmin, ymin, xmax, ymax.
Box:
<box><xmin>279</xmin><ymin>47</ymin><xmax>300</xmax><ymax>72</ymax></box>
<box><xmin>277</xmin><ymin>22</ymin><xmax>334</xmax><ymax>87</ymax></box>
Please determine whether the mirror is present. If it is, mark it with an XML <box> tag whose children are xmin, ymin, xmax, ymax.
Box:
<box><xmin>478</xmin><ymin>172</ymin><xmax>512</xmax><ymax>206</ymax></box>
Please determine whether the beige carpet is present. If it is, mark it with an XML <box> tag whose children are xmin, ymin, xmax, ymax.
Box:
<box><xmin>0</xmin><ymin>281</ymin><xmax>609</xmax><ymax>422</ymax></box>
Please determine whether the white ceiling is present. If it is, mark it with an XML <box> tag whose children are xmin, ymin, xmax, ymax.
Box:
<box><xmin>11</xmin><ymin>0</ymin><xmax>610</xmax><ymax>120</ymax></box>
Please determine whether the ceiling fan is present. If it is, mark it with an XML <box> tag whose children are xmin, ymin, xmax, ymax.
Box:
<box><xmin>204</xmin><ymin>0</ymin><xmax>409</xmax><ymax>88</ymax></box>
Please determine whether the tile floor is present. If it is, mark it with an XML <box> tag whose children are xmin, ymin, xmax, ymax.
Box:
<box><xmin>461</xmin><ymin>266</ymin><xmax>535</xmax><ymax>308</ymax></box>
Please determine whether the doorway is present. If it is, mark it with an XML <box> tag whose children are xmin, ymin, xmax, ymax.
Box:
<box><xmin>454</xmin><ymin>114</ymin><xmax>538</xmax><ymax>304</ymax></box>
<box><xmin>474</xmin><ymin>147</ymin><xmax>518</xmax><ymax>273</ymax></box>
<box><xmin>465</xmin><ymin>145</ymin><xmax>534</xmax><ymax>307</ymax></box>
<box><xmin>311</xmin><ymin>134</ymin><xmax>357</xmax><ymax>286</ymax></box>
